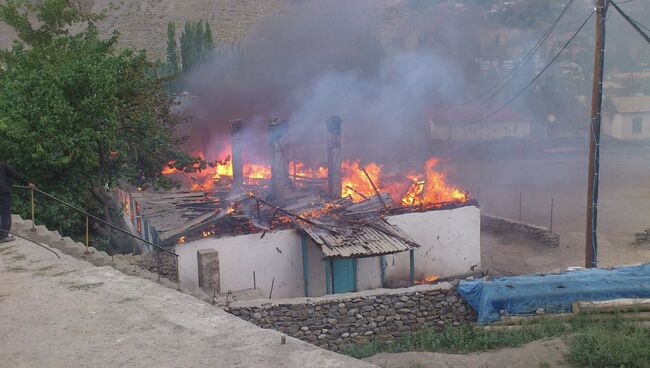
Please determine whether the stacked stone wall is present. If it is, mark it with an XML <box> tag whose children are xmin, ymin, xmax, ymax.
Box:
<box><xmin>481</xmin><ymin>214</ymin><xmax>560</xmax><ymax>247</ymax></box>
<box><xmin>225</xmin><ymin>284</ymin><xmax>476</xmax><ymax>351</ymax></box>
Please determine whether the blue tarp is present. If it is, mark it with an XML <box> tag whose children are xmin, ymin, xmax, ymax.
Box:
<box><xmin>458</xmin><ymin>263</ymin><xmax>650</xmax><ymax>324</ymax></box>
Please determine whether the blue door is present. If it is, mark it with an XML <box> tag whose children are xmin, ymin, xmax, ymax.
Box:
<box><xmin>332</xmin><ymin>258</ymin><xmax>356</xmax><ymax>293</ymax></box>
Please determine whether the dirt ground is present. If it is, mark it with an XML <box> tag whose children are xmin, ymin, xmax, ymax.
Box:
<box><xmin>445</xmin><ymin>143</ymin><xmax>650</xmax><ymax>275</ymax></box>
<box><xmin>364</xmin><ymin>337</ymin><xmax>571</xmax><ymax>368</ymax></box>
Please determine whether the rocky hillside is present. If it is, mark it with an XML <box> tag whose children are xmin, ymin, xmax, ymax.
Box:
<box><xmin>1</xmin><ymin>0</ymin><xmax>287</xmax><ymax>59</ymax></box>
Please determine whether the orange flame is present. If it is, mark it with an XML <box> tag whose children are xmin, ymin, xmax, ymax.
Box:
<box><xmin>401</xmin><ymin>158</ymin><xmax>467</xmax><ymax>207</ymax></box>
<box><xmin>341</xmin><ymin>161</ymin><xmax>382</xmax><ymax>201</ymax></box>
<box><xmin>289</xmin><ymin>161</ymin><xmax>328</xmax><ymax>179</ymax></box>
<box><xmin>162</xmin><ymin>147</ymin><xmax>466</xmax><ymax>207</ymax></box>
<box><xmin>415</xmin><ymin>274</ymin><xmax>439</xmax><ymax>285</ymax></box>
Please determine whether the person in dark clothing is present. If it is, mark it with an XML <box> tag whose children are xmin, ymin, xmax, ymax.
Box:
<box><xmin>0</xmin><ymin>160</ymin><xmax>35</xmax><ymax>242</ymax></box>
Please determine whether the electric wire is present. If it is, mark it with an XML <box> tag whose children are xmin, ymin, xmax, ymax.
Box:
<box><xmin>456</xmin><ymin>0</ymin><xmax>576</xmax><ymax>111</ymax></box>
<box><xmin>610</xmin><ymin>0</ymin><xmax>650</xmax><ymax>44</ymax></box>
<box><xmin>459</xmin><ymin>11</ymin><xmax>595</xmax><ymax>127</ymax></box>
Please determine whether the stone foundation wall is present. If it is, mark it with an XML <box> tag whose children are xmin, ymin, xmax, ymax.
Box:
<box><xmin>225</xmin><ymin>283</ymin><xmax>476</xmax><ymax>352</ymax></box>
<box><xmin>481</xmin><ymin>214</ymin><xmax>560</xmax><ymax>247</ymax></box>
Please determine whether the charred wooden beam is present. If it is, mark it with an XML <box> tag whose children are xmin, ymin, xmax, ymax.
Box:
<box><xmin>268</xmin><ymin>117</ymin><xmax>289</xmax><ymax>200</ymax></box>
<box><xmin>360</xmin><ymin>166</ymin><xmax>388</xmax><ymax>210</ymax></box>
<box><xmin>230</xmin><ymin>119</ymin><xmax>244</xmax><ymax>187</ymax></box>
<box><xmin>327</xmin><ymin>115</ymin><xmax>342</xmax><ymax>199</ymax></box>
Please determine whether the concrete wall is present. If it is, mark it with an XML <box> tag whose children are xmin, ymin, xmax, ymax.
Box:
<box><xmin>384</xmin><ymin>205</ymin><xmax>481</xmax><ymax>287</ymax></box>
<box><xmin>176</xmin><ymin>229</ymin><xmax>306</xmax><ymax>299</ymax></box>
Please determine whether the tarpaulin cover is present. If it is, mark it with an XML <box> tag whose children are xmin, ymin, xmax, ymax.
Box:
<box><xmin>458</xmin><ymin>263</ymin><xmax>650</xmax><ymax>324</ymax></box>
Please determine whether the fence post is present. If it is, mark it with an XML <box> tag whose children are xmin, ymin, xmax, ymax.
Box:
<box><xmin>157</xmin><ymin>250</ymin><xmax>161</xmax><ymax>282</ymax></box>
<box><xmin>175</xmin><ymin>255</ymin><xmax>181</xmax><ymax>291</ymax></box>
<box><xmin>518</xmin><ymin>192</ymin><xmax>522</xmax><ymax>221</ymax></box>
<box><xmin>85</xmin><ymin>214</ymin><xmax>89</xmax><ymax>253</ymax></box>
<box><xmin>550</xmin><ymin>198</ymin><xmax>554</xmax><ymax>233</ymax></box>
<box><xmin>132</xmin><ymin>241</ymin><xmax>136</xmax><ymax>272</ymax></box>
<box><xmin>30</xmin><ymin>187</ymin><xmax>35</xmax><ymax>231</ymax></box>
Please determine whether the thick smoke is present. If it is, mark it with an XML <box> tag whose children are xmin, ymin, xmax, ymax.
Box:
<box><xmin>182</xmin><ymin>0</ymin><xmax>464</xmax><ymax>165</ymax></box>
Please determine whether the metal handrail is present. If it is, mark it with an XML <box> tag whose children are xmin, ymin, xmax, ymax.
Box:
<box><xmin>13</xmin><ymin>185</ymin><xmax>181</xmax><ymax>290</ymax></box>
<box><xmin>14</xmin><ymin>185</ymin><xmax>176</xmax><ymax>256</ymax></box>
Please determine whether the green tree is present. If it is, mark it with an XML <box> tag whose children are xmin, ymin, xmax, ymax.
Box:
<box><xmin>0</xmin><ymin>0</ymin><xmax>202</xmax><ymax>252</ymax></box>
<box><xmin>180</xmin><ymin>21</ymin><xmax>196</xmax><ymax>73</ymax></box>
<box><xmin>203</xmin><ymin>21</ymin><xmax>214</xmax><ymax>59</ymax></box>
<box><xmin>179</xmin><ymin>20</ymin><xmax>214</xmax><ymax>73</ymax></box>
<box><xmin>166</xmin><ymin>21</ymin><xmax>179</xmax><ymax>75</ymax></box>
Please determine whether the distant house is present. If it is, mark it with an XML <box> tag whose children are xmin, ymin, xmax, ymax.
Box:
<box><xmin>430</xmin><ymin>108</ymin><xmax>531</xmax><ymax>141</ymax></box>
<box><xmin>603</xmin><ymin>95</ymin><xmax>650</xmax><ymax>140</ymax></box>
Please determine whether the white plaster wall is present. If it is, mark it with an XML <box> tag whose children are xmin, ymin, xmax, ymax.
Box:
<box><xmin>356</xmin><ymin>256</ymin><xmax>383</xmax><ymax>291</ymax></box>
<box><xmin>306</xmin><ymin>238</ymin><xmax>328</xmax><ymax>297</ymax></box>
<box><xmin>621</xmin><ymin>114</ymin><xmax>650</xmax><ymax>140</ymax></box>
<box><xmin>384</xmin><ymin>205</ymin><xmax>481</xmax><ymax>287</ymax></box>
<box><xmin>451</xmin><ymin>120</ymin><xmax>530</xmax><ymax>141</ymax></box>
<box><xmin>176</xmin><ymin>229</ymin><xmax>306</xmax><ymax>299</ymax></box>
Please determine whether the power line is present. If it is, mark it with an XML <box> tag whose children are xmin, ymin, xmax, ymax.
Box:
<box><xmin>610</xmin><ymin>0</ymin><xmax>650</xmax><ymax>44</ymax></box>
<box><xmin>457</xmin><ymin>0</ymin><xmax>576</xmax><ymax>110</ymax></box>
<box><xmin>461</xmin><ymin>11</ymin><xmax>595</xmax><ymax>127</ymax></box>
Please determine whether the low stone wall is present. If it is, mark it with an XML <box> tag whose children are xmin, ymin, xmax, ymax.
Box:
<box><xmin>225</xmin><ymin>283</ymin><xmax>476</xmax><ymax>352</ymax></box>
<box><xmin>481</xmin><ymin>214</ymin><xmax>560</xmax><ymax>247</ymax></box>
<box><xmin>635</xmin><ymin>228</ymin><xmax>650</xmax><ymax>244</ymax></box>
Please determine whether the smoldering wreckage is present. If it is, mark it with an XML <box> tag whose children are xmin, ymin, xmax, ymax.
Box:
<box><xmin>116</xmin><ymin>115</ymin><xmax>481</xmax><ymax>300</ymax></box>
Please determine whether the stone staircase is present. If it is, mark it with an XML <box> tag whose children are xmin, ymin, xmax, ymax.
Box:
<box><xmin>10</xmin><ymin>214</ymin><xmax>211</xmax><ymax>301</ymax></box>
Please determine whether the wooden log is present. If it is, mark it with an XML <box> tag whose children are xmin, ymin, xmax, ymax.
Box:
<box><xmin>492</xmin><ymin>311</ymin><xmax>650</xmax><ymax>326</ymax></box>
<box><xmin>572</xmin><ymin>299</ymin><xmax>650</xmax><ymax>314</ymax></box>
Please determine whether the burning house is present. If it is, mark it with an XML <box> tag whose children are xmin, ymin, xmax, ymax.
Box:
<box><xmin>117</xmin><ymin>116</ymin><xmax>480</xmax><ymax>299</ymax></box>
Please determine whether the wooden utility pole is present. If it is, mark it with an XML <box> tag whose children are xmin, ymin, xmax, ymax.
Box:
<box><xmin>585</xmin><ymin>0</ymin><xmax>608</xmax><ymax>268</ymax></box>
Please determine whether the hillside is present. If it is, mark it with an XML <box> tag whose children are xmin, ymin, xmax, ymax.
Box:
<box><xmin>0</xmin><ymin>0</ymin><xmax>288</xmax><ymax>59</ymax></box>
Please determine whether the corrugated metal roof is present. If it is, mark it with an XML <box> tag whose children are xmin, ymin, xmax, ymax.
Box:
<box><xmin>296</xmin><ymin>219</ymin><xmax>418</xmax><ymax>258</ymax></box>
<box><xmin>609</xmin><ymin>95</ymin><xmax>650</xmax><ymax>114</ymax></box>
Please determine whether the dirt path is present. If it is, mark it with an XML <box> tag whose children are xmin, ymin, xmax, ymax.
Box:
<box><xmin>0</xmin><ymin>237</ymin><xmax>375</xmax><ymax>368</ymax></box>
<box><xmin>364</xmin><ymin>337</ymin><xmax>573</xmax><ymax>368</ymax></box>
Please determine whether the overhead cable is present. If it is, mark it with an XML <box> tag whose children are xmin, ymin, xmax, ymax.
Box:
<box><xmin>461</xmin><ymin>11</ymin><xmax>595</xmax><ymax>127</ymax></box>
<box><xmin>456</xmin><ymin>0</ymin><xmax>576</xmax><ymax>111</ymax></box>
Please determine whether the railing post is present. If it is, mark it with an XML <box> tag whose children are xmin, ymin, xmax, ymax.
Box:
<box><xmin>30</xmin><ymin>187</ymin><xmax>35</xmax><ymax>231</ymax></box>
<box><xmin>85</xmin><ymin>214</ymin><xmax>89</xmax><ymax>253</ymax></box>
<box><xmin>156</xmin><ymin>250</ymin><xmax>161</xmax><ymax>282</ymax></box>
<box><xmin>175</xmin><ymin>255</ymin><xmax>181</xmax><ymax>291</ymax></box>
<box><xmin>132</xmin><ymin>241</ymin><xmax>136</xmax><ymax>272</ymax></box>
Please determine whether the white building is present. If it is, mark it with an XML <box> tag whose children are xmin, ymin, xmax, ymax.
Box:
<box><xmin>174</xmin><ymin>204</ymin><xmax>480</xmax><ymax>299</ymax></box>
<box><xmin>603</xmin><ymin>95</ymin><xmax>650</xmax><ymax>140</ymax></box>
<box><xmin>430</xmin><ymin>108</ymin><xmax>531</xmax><ymax>142</ymax></box>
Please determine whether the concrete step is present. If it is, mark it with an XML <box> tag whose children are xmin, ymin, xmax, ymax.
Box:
<box><xmin>10</xmin><ymin>214</ymin><xmax>180</xmax><ymax>294</ymax></box>
<box><xmin>34</xmin><ymin>224</ymin><xmax>52</xmax><ymax>238</ymax></box>
<box><xmin>11</xmin><ymin>214</ymin><xmax>25</xmax><ymax>225</ymax></box>
<box><xmin>15</xmin><ymin>219</ymin><xmax>34</xmax><ymax>231</ymax></box>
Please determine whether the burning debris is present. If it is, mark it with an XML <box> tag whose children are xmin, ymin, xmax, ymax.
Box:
<box><xmin>148</xmin><ymin>116</ymin><xmax>472</xmax><ymax>248</ymax></box>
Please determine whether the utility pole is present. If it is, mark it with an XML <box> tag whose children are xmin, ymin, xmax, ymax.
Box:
<box><xmin>585</xmin><ymin>0</ymin><xmax>608</xmax><ymax>268</ymax></box>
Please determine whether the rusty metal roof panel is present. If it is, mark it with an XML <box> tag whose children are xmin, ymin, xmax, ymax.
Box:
<box><xmin>296</xmin><ymin>219</ymin><xmax>418</xmax><ymax>258</ymax></box>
